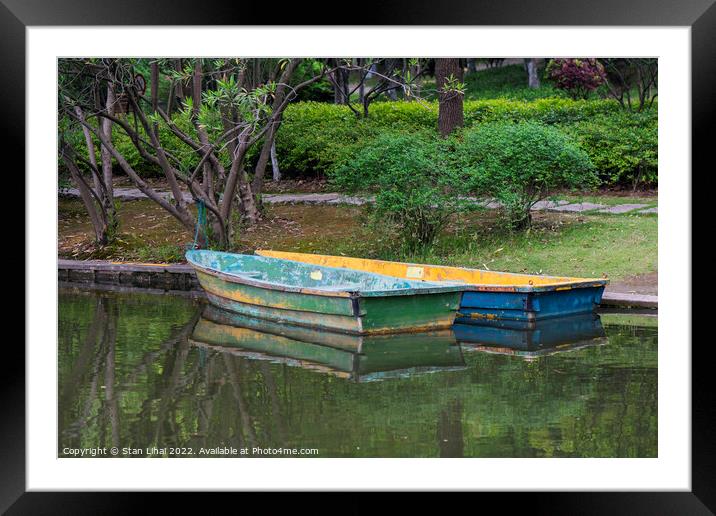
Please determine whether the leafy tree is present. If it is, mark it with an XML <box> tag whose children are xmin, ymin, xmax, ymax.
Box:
<box><xmin>59</xmin><ymin>58</ymin><xmax>334</xmax><ymax>249</ymax></box>
<box><xmin>457</xmin><ymin>122</ymin><xmax>599</xmax><ymax>230</ymax></box>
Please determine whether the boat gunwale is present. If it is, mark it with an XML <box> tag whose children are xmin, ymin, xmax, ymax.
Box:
<box><xmin>186</xmin><ymin>252</ymin><xmax>466</xmax><ymax>298</ymax></box>
<box><xmin>255</xmin><ymin>250</ymin><xmax>609</xmax><ymax>293</ymax></box>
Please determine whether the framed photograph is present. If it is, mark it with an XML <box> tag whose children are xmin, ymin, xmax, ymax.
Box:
<box><xmin>11</xmin><ymin>0</ymin><xmax>710</xmax><ymax>511</ymax></box>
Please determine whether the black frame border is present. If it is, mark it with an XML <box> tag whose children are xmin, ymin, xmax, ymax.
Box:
<box><xmin>9</xmin><ymin>0</ymin><xmax>712</xmax><ymax>512</ymax></box>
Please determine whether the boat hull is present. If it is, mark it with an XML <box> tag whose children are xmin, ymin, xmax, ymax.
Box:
<box><xmin>256</xmin><ymin>250</ymin><xmax>608</xmax><ymax>322</ymax></box>
<box><xmin>195</xmin><ymin>269</ymin><xmax>460</xmax><ymax>335</ymax></box>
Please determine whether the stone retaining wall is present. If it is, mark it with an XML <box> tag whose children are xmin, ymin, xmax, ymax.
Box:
<box><xmin>58</xmin><ymin>260</ymin><xmax>201</xmax><ymax>291</ymax></box>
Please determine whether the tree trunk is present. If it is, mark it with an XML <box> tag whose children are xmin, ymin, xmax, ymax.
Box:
<box><xmin>62</xmin><ymin>152</ymin><xmax>108</xmax><ymax>245</ymax></box>
<box><xmin>526</xmin><ymin>59</ymin><xmax>540</xmax><ymax>89</ymax></box>
<box><xmin>100</xmin><ymin>84</ymin><xmax>115</xmax><ymax>210</ymax></box>
<box><xmin>357</xmin><ymin>58</ymin><xmax>365</xmax><ymax>105</ymax></box>
<box><xmin>270</xmin><ymin>141</ymin><xmax>281</xmax><ymax>182</ymax></box>
<box><xmin>74</xmin><ymin>106</ymin><xmax>104</xmax><ymax>199</ymax></box>
<box><xmin>436</xmin><ymin>58</ymin><xmax>464</xmax><ymax>137</ymax></box>
<box><xmin>332</xmin><ymin>65</ymin><xmax>348</xmax><ymax>105</ymax></box>
<box><xmin>150</xmin><ymin>61</ymin><xmax>159</xmax><ymax>111</ymax></box>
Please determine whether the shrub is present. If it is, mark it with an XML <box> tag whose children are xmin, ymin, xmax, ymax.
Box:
<box><xmin>565</xmin><ymin>111</ymin><xmax>657</xmax><ymax>189</ymax></box>
<box><xmin>331</xmin><ymin>131</ymin><xmax>469</xmax><ymax>251</ymax></box>
<box><xmin>545</xmin><ymin>59</ymin><xmax>607</xmax><ymax>100</ymax></box>
<box><xmin>457</xmin><ymin>122</ymin><xmax>599</xmax><ymax>229</ymax></box>
<box><xmin>275</xmin><ymin>102</ymin><xmax>378</xmax><ymax>178</ymax></box>
<box><xmin>275</xmin><ymin>99</ymin><xmax>627</xmax><ymax>180</ymax></box>
<box><xmin>463</xmin><ymin>97</ymin><xmax>620</xmax><ymax>125</ymax></box>
<box><xmin>61</xmin><ymin>98</ymin><xmax>655</xmax><ymax>191</ymax></box>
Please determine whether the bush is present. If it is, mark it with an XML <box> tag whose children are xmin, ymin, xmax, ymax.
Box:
<box><xmin>331</xmin><ymin>131</ymin><xmax>469</xmax><ymax>251</ymax></box>
<box><xmin>456</xmin><ymin>122</ymin><xmax>599</xmax><ymax>229</ymax></box>
<box><xmin>463</xmin><ymin>97</ymin><xmax>620</xmax><ymax>125</ymax></box>
<box><xmin>276</xmin><ymin>102</ymin><xmax>378</xmax><ymax>178</ymax></box>
<box><xmin>545</xmin><ymin>59</ymin><xmax>606</xmax><ymax>100</ymax></box>
<box><xmin>61</xmin><ymin>97</ymin><xmax>655</xmax><ymax>191</ymax></box>
<box><xmin>564</xmin><ymin>111</ymin><xmax>657</xmax><ymax>189</ymax></box>
<box><xmin>275</xmin><ymin>99</ymin><xmax>632</xmax><ymax>183</ymax></box>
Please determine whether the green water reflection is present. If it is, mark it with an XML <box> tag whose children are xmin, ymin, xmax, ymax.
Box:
<box><xmin>58</xmin><ymin>289</ymin><xmax>657</xmax><ymax>458</ymax></box>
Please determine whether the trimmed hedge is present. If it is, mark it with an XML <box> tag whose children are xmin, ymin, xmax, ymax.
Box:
<box><xmin>276</xmin><ymin>99</ymin><xmax>656</xmax><ymax>187</ymax></box>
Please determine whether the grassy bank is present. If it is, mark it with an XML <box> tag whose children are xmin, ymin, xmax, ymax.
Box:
<box><xmin>59</xmin><ymin>198</ymin><xmax>657</xmax><ymax>282</ymax></box>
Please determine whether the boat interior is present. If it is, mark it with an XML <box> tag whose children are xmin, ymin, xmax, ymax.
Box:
<box><xmin>256</xmin><ymin>250</ymin><xmax>606</xmax><ymax>288</ymax></box>
<box><xmin>187</xmin><ymin>250</ymin><xmax>461</xmax><ymax>293</ymax></box>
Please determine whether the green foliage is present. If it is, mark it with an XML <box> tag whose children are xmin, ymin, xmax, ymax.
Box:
<box><xmin>564</xmin><ymin>111</ymin><xmax>657</xmax><ymax>189</ymax></box>
<box><xmin>463</xmin><ymin>97</ymin><xmax>621</xmax><ymax>125</ymax></box>
<box><xmin>456</xmin><ymin>122</ymin><xmax>599</xmax><ymax>229</ymax></box>
<box><xmin>331</xmin><ymin>131</ymin><xmax>470</xmax><ymax>251</ymax></box>
<box><xmin>293</xmin><ymin>59</ymin><xmax>334</xmax><ymax>102</ymax></box>
<box><xmin>274</xmin><ymin>98</ymin><xmax>641</xmax><ymax>186</ymax></box>
<box><xmin>59</xmin><ymin>95</ymin><xmax>656</xmax><ymax>190</ymax></box>
<box><xmin>275</xmin><ymin>102</ymin><xmax>378</xmax><ymax>177</ymax></box>
<box><xmin>463</xmin><ymin>63</ymin><xmax>567</xmax><ymax>101</ymax></box>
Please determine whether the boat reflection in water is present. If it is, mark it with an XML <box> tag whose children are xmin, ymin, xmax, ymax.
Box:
<box><xmin>192</xmin><ymin>307</ymin><xmax>609</xmax><ymax>377</ymax></box>
<box><xmin>455</xmin><ymin>313</ymin><xmax>607</xmax><ymax>360</ymax></box>
<box><xmin>190</xmin><ymin>305</ymin><xmax>467</xmax><ymax>383</ymax></box>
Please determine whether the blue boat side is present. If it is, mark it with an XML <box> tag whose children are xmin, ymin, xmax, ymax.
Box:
<box><xmin>456</xmin><ymin>284</ymin><xmax>606</xmax><ymax>322</ymax></box>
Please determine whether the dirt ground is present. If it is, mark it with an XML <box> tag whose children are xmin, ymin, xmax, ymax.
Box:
<box><xmin>605</xmin><ymin>271</ymin><xmax>658</xmax><ymax>296</ymax></box>
<box><xmin>58</xmin><ymin>198</ymin><xmax>368</xmax><ymax>261</ymax></box>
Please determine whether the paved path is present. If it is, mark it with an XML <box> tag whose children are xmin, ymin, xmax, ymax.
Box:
<box><xmin>59</xmin><ymin>188</ymin><xmax>656</xmax><ymax>215</ymax></box>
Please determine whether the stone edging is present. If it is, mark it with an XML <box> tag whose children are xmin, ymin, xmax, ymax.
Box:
<box><xmin>57</xmin><ymin>259</ymin><xmax>658</xmax><ymax>309</ymax></box>
<box><xmin>58</xmin><ymin>259</ymin><xmax>200</xmax><ymax>291</ymax></box>
<box><xmin>60</xmin><ymin>188</ymin><xmax>657</xmax><ymax>215</ymax></box>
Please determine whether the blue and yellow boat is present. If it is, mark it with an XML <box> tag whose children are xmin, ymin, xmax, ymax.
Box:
<box><xmin>186</xmin><ymin>250</ymin><xmax>464</xmax><ymax>335</ymax></box>
<box><xmin>255</xmin><ymin>250</ymin><xmax>608</xmax><ymax>323</ymax></box>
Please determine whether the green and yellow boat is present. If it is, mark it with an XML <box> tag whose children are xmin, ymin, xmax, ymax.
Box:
<box><xmin>256</xmin><ymin>250</ymin><xmax>608</xmax><ymax>322</ymax></box>
<box><xmin>186</xmin><ymin>250</ymin><xmax>464</xmax><ymax>335</ymax></box>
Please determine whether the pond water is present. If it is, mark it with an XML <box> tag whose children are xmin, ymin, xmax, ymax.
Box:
<box><xmin>58</xmin><ymin>288</ymin><xmax>657</xmax><ymax>458</ymax></box>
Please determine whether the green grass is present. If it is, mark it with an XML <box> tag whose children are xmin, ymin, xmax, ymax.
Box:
<box><xmin>599</xmin><ymin>313</ymin><xmax>658</xmax><ymax>328</ymax></box>
<box><xmin>463</xmin><ymin>64</ymin><xmax>567</xmax><ymax>101</ymax></box>
<box><xmin>370</xmin><ymin>213</ymin><xmax>658</xmax><ymax>281</ymax></box>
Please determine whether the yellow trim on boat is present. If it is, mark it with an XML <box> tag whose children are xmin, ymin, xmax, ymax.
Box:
<box><xmin>255</xmin><ymin>250</ymin><xmax>606</xmax><ymax>288</ymax></box>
